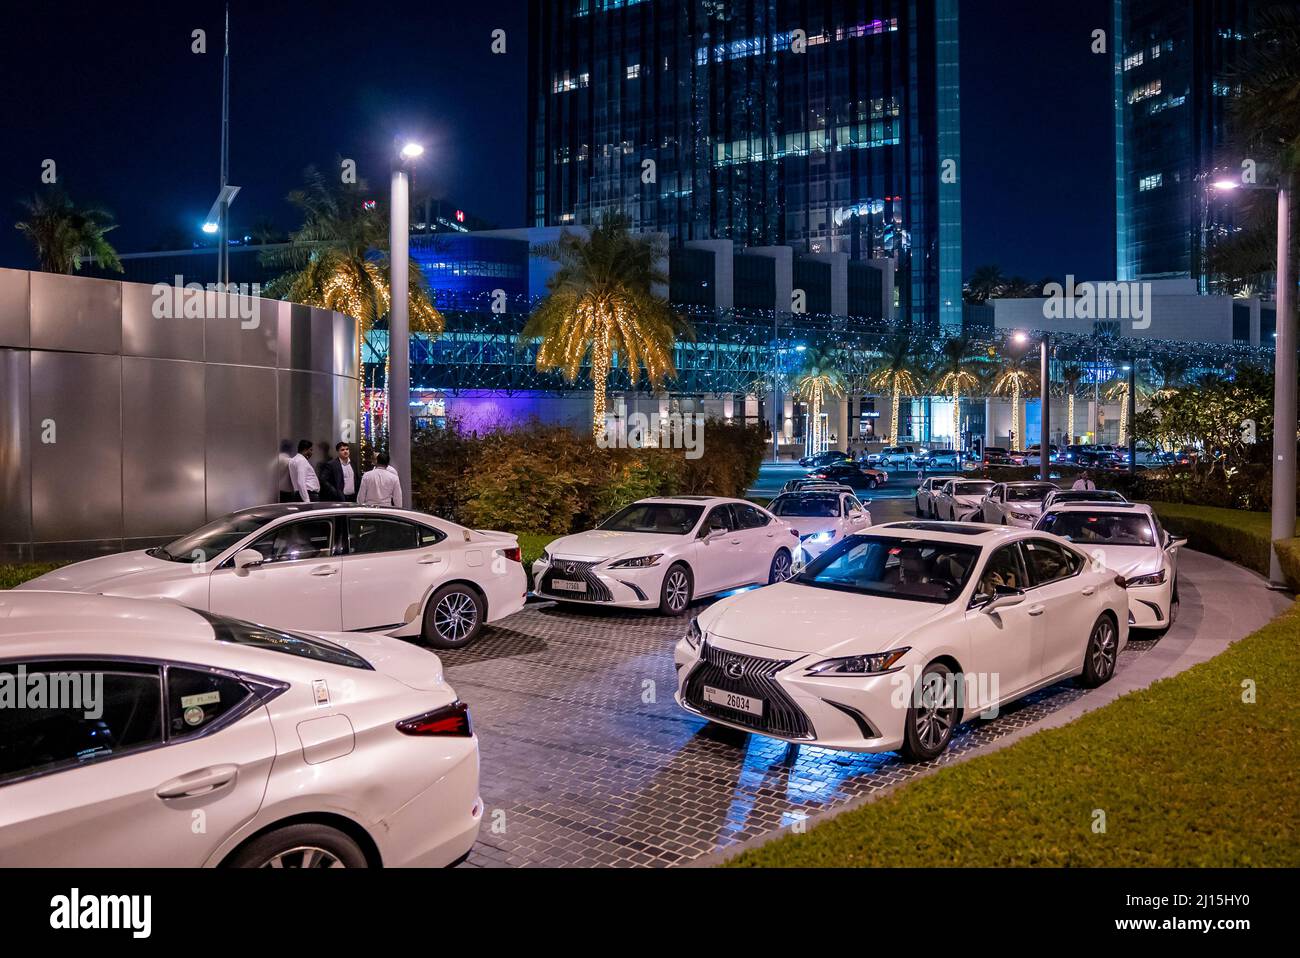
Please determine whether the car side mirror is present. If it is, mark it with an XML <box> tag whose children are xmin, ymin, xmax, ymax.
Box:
<box><xmin>233</xmin><ymin>548</ymin><xmax>264</xmax><ymax>571</ymax></box>
<box><xmin>1169</xmin><ymin>536</ymin><xmax>1188</xmax><ymax>550</ymax></box>
<box><xmin>980</xmin><ymin>585</ymin><xmax>1026</xmax><ymax>613</ymax></box>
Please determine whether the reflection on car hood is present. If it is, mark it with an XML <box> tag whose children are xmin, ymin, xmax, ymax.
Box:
<box><xmin>699</xmin><ymin>582</ymin><xmax>947</xmax><ymax>655</ymax></box>
<box><xmin>14</xmin><ymin>550</ymin><xmax>172</xmax><ymax>593</ymax></box>
<box><xmin>1072</xmin><ymin>543</ymin><xmax>1161</xmax><ymax>578</ymax></box>
<box><xmin>546</xmin><ymin>529</ymin><xmax>688</xmax><ymax>562</ymax></box>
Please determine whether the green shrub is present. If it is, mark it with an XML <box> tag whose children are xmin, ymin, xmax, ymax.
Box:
<box><xmin>1274</xmin><ymin>537</ymin><xmax>1300</xmax><ymax>592</ymax></box>
<box><xmin>1149</xmin><ymin>502</ymin><xmax>1300</xmax><ymax>590</ymax></box>
<box><xmin>0</xmin><ymin>563</ymin><xmax>64</xmax><ymax>590</ymax></box>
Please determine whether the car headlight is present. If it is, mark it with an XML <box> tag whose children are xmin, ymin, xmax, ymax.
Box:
<box><xmin>684</xmin><ymin>617</ymin><xmax>704</xmax><ymax>651</ymax></box>
<box><xmin>609</xmin><ymin>553</ymin><xmax>663</xmax><ymax>569</ymax></box>
<box><xmin>806</xmin><ymin>647</ymin><xmax>910</xmax><ymax>676</ymax></box>
<box><xmin>1126</xmin><ymin>569</ymin><xmax>1166</xmax><ymax>587</ymax></box>
<box><xmin>1010</xmin><ymin>511</ymin><xmax>1035</xmax><ymax>521</ymax></box>
<box><xmin>801</xmin><ymin>530</ymin><xmax>834</xmax><ymax>543</ymax></box>
<box><xmin>540</xmin><ymin>549</ymin><xmax>551</xmax><ymax>564</ymax></box>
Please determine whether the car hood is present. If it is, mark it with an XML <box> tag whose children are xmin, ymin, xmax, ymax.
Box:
<box><xmin>315</xmin><ymin>631</ymin><xmax>452</xmax><ymax>693</ymax></box>
<box><xmin>1077</xmin><ymin>544</ymin><xmax>1162</xmax><ymax>579</ymax></box>
<box><xmin>699</xmin><ymin>582</ymin><xmax>948</xmax><ymax>656</ymax></box>
<box><xmin>546</xmin><ymin>529</ymin><xmax>689</xmax><ymax>562</ymax></box>
<box><xmin>783</xmin><ymin>516</ymin><xmax>840</xmax><ymax>536</ymax></box>
<box><xmin>14</xmin><ymin>549</ymin><xmax>179</xmax><ymax>593</ymax></box>
<box><xmin>1005</xmin><ymin>501</ymin><xmax>1045</xmax><ymax>515</ymax></box>
<box><xmin>954</xmin><ymin>494</ymin><xmax>986</xmax><ymax>505</ymax></box>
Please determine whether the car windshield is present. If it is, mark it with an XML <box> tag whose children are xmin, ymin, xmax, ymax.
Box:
<box><xmin>196</xmin><ymin>609</ymin><xmax>373</xmax><ymax>669</ymax></box>
<box><xmin>599</xmin><ymin>503</ymin><xmax>704</xmax><ymax>534</ymax></box>
<box><xmin>771</xmin><ymin>495</ymin><xmax>841</xmax><ymax>518</ymax></box>
<box><xmin>796</xmin><ymin>535</ymin><xmax>980</xmax><ymax>604</ymax></box>
<box><xmin>1007</xmin><ymin>484</ymin><xmax>1055</xmax><ymax>501</ymax></box>
<box><xmin>954</xmin><ymin>482</ymin><xmax>995</xmax><ymax>496</ymax></box>
<box><xmin>1051</xmin><ymin>491</ymin><xmax>1126</xmax><ymax>504</ymax></box>
<box><xmin>1039</xmin><ymin>511</ymin><xmax>1155</xmax><ymax>547</ymax></box>
<box><xmin>153</xmin><ymin>513</ymin><xmax>269</xmax><ymax>563</ymax></box>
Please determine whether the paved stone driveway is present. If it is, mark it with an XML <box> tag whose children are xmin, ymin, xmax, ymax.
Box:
<box><xmin>444</xmin><ymin>595</ymin><xmax>1160</xmax><ymax>868</ymax></box>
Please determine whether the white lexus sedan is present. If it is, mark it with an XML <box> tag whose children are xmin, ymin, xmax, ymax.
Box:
<box><xmin>0</xmin><ymin>592</ymin><xmax>481</xmax><ymax>867</ymax></box>
<box><xmin>533</xmin><ymin>496</ymin><xmax>799</xmax><ymax>615</ymax></box>
<box><xmin>1036</xmin><ymin>503</ymin><xmax>1185</xmax><ymax>634</ymax></box>
<box><xmin>17</xmin><ymin>503</ymin><xmax>527</xmax><ymax>649</ymax></box>
<box><xmin>978</xmin><ymin>481</ymin><xmax>1058</xmax><ymax>527</ymax></box>
<box><xmin>914</xmin><ymin>475</ymin><xmax>959</xmax><ymax>518</ymax></box>
<box><xmin>674</xmin><ymin>522</ymin><xmax>1128</xmax><ymax>761</ymax></box>
<box><xmin>932</xmin><ymin>479</ymin><xmax>996</xmax><ymax>521</ymax></box>
<box><xmin>767</xmin><ymin>489</ymin><xmax>872</xmax><ymax>561</ymax></box>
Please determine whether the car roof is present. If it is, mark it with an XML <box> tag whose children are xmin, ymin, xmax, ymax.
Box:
<box><xmin>210</xmin><ymin>502</ymin><xmax>444</xmax><ymax>525</ymax></box>
<box><xmin>638</xmin><ymin>495</ymin><xmax>732</xmax><ymax>505</ymax></box>
<box><xmin>0</xmin><ymin>591</ymin><xmax>213</xmax><ymax>643</ymax></box>
<box><xmin>873</xmin><ymin>521</ymin><xmax>1023</xmax><ymax>544</ymax></box>
<box><xmin>1044</xmin><ymin>502</ymin><xmax>1153</xmax><ymax>515</ymax></box>
<box><xmin>1005</xmin><ymin>480</ymin><xmax>1057</xmax><ymax>488</ymax></box>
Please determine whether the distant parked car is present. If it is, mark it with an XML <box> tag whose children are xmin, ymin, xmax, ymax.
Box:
<box><xmin>767</xmin><ymin>490</ymin><xmax>872</xmax><ymax>560</ymax></box>
<box><xmin>915</xmin><ymin>449</ymin><xmax>962</xmax><ymax>471</ymax></box>
<box><xmin>914</xmin><ymin>475</ymin><xmax>960</xmax><ymax>518</ymax></box>
<box><xmin>978</xmin><ymin>481</ymin><xmax>1058</xmax><ymax>527</ymax></box>
<box><xmin>798</xmin><ymin>449</ymin><xmax>852</xmax><ymax>469</ymax></box>
<box><xmin>808</xmin><ymin>462</ymin><xmax>889</xmax><ymax>490</ymax></box>
<box><xmin>932</xmin><ymin>479</ymin><xmax>997</xmax><ymax>521</ymax></box>
<box><xmin>982</xmin><ymin>447</ymin><xmax>1017</xmax><ymax>467</ymax></box>
<box><xmin>780</xmin><ymin>479</ymin><xmax>856</xmax><ymax>495</ymax></box>
<box><xmin>1041</xmin><ymin>488</ymin><xmax>1128</xmax><ymax>511</ymax></box>
<box><xmin>866</xmin><ymin>444</ymin><xmax>920</xmax><ymax>467</ymax></box>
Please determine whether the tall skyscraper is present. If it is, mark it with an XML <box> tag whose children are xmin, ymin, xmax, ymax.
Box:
<box><xmin>1114</xmin><ymin>0</ymin><xmax>1260</xmax><ymax>282</ymax></box>
<box><xmin>527</xmin><ymin>0</ymin><xmax>962</xmax><ymax>330</ymax></box>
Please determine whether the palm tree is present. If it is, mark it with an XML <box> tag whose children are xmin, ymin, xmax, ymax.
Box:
<box><xmin>1059</xmin><ymin>364</ymin><xmax>1085</xmax><ymax>444</ymax></box>
<box><xmin>521</xmin><ymin>213</ymin><xmax>687</xmax><ymax>436</ymax></box>
<box><xmin>965</xmin><ymin>264</ymin><xmax>1005</xmax><ymax>304</ymax></box>
<box><xmin>261</xmin><ymin>166</ymin><xmax>444</xmax><ymax>401</ymax></box>
<box><xmin>1105</xmin><ymin>374</ymin><xmax>1152</xmax><ymax>446</ymax></box>
<box><xmin>1152</xmin><ymin>354</ymin><xmax>1189</xmax><ymax>396</ymax></box>
<box><xmin>14</xmin><ymin>189</ymin><xmax>122</xmax><ymax>274</ymax></box>
<box><xmin>992</xmin><ymin>349</ymin><xmax>1039</xmax><ymax>450</ymax></box>
<box><xmin>931</xmin><ymin>335</ymin><xmax>982</xmax><ymax>449</ymax></box>
<box><xmin>793</xmin><ymin>347</ymin><xmax>847</xmax><ymax>454</ymax></box>
<box><xmin>867</xmin><ymin>333</ymin><xmax>921</xmax><ymax>443</ymax></box>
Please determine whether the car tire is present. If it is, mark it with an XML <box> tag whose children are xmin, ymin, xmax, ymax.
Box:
<box><xmin>914</xmin><ymin>497</ymin><xmax>923</xmax><ymax>517</ymax></box>
<box><xmin>1156</xmin><ymin>581</ymin><xmax>1179</xmax><ymax>636</ymax></box>
<box><xmin>769</xmin><ymin>548</ymin><xmax>794</xmax><ymax>584</ymax></box>
<box><xmin>422</xmin><ymin>583</ymin><xmax>485</xmax><ymax>649</ymax></box>
<box><xmin>866</xmin><ymin>478</ymin><xmax>879</xmax><ymax>489</ymax></box>
<box><xmin>226</xmin><ymin>823</ymin><xmax>368</xmax><ymax>869</ymax></box>
<box><xmin>900</xmin><ymin>661</ymin><xmax>959</xmax><ymax>762</ymax></box>
<box><xmin>658</xmin><ymin>563</ymin><xmax>693</xmax><ymax>616</ymax></box>
<box><xmin>1079</xmin><ymin>613</ymin><xmax>1119</xmax><ymax>687</ymax></box>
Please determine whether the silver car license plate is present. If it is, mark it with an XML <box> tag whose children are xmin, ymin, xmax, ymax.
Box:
<box><xmin>703</xmin><ymin>685</ymin><xmax>764</xmax><ymax>716</ymax></box>
<box><xmin>551</xmin><ymin>579</ymin><xmax>587</xmax><ymax>593</ymax></box>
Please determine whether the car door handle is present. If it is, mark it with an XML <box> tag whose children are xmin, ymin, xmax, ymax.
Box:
<box><xmin>1027</xmin><ymin>604</ymin><xmax>1046</xmax><ymax>616</ymax></box>
<box><xmin>156</xmin><ymin>764</ymin><xmax>238</xmax><ymax>800</ymax></box>
<box><xmin>1081</xmin><ymin>586</ymin><xmax>1096</xmax><ymax>596</ymax></box>
<box><xmin>730</xmin><ymin>539</ymin><xmax>741</xmax><ymax>545</ymax></box>
<box><xmin>418</xmin><ymin>555</ymin><xmax>443</xmax><ymax>564</ymax></box>
<box><xmin>310</xmin><ymin>565</ymin><xmax>338</xmax><ymax>576</ymax></box>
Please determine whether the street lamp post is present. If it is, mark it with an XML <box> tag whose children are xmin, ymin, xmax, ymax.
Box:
<box><xmin>1212</xmin><ymin>172</ymin><xmax>1295</xmax><ymax>588</ymax></box>
<box><xmin>1014</xmin><ymin>330</ymin><xmax>1051</xmax><ymax>482</ymax></box>
<box><xmin>389</xmin><ymin>140</ymin><xmax>424</xmax><ymax>503</ymax></box>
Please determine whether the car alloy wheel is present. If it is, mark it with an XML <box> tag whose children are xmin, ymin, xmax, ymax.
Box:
<box><xmin>263</xmin><ymin>846</ymin><xmax>346</xmax><ymax>869</ymax></box>
<box><xmin>1080</xmin><ymin>615</ymin><xmax>1118</xmax><ymax>687</ymax></box>
<box><xmin>769</xmin><ymin>549</ymin><xmax>793</xmax><ymax>583</ymax></box>
<box><xmin>423</xmin><ymin>584</ymin><xmax>485</xmax><ymax>649</ymax></box>
<box><xmin>659</xmin><ymin>564</ymin><xmax>693</xmax><ymax>616</ymax></box>
<box><xmin>901</xmin><ymin>662</ymin><xmax>958</xmax><ymax>762</ymax></box>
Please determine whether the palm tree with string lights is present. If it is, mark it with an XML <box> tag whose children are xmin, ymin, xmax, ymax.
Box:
<box><xmin>793</xmin><ymin>347</ymin><xmax>847</xmax><ymax>454</ymax></box>
<box><xmin>1105</xmin><ymin>371</ymin><xmax>1152</xmax><ymax>446</ymax></box>
<box><xmin>1151</xmin><ymin>354</ymin><xmax>1189</xmax><ymax>397</ymax></box>
<box><xmin>992</xmin><ymin>347</ymin><xmax>1039</xmax><ymax>451</ymax></box>
<box><xmin>867</xmin><ymin>333</ymin><xmax>922</xmax><ymax>443</ymax></box>
<box><xmin>521</xmin><ymin>212</ymin><xmax>688</xmax><ymax>437</ymax></box>
<box><xmin>1058</xmin><ymin>363</ymin><xmax>1085</xmax><ymax>444</ymax></box>
<box><xmin>930</xmin><ymin>335</ymin><xmax>982</xmax><ymax>450</ymax></box>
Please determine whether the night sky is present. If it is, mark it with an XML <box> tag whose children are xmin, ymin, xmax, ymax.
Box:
<box><xmin>0</xmin><ymin>0</ymin><xmax>1114</xmax><ymax>281</ymax></box>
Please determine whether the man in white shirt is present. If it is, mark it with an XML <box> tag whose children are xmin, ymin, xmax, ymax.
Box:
<box><xmin>288</xmin><ymin>439</ymin><xmax>321</xmax><ymax>502</ymax></box>
<box><xmin>357</xmin><ymin>452</ymin><xmax>403</xmax><ymax>507</ymax></box>
<box><xmin>320</xmin><ymin>441</ymin><xmax>359</xmax><ymax>502</ymax></box>
<box><xmin>1071</xmin><ymin>470</ymin><xmax>1097</xmax><ymax>491</ymax></box>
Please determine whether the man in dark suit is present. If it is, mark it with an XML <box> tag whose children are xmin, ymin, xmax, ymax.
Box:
<box><xmin>319</xmin><ymin>441</ymin><xmax>360</xmax><ymax>502</ymax></box>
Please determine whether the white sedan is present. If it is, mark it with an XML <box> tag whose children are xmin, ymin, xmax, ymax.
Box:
<box><xmin>17</xmin><ymin>503</ymin><xmax>527</xmax><ymax>649</ymax></box>
<box><xmin>932</xmin><ymin>479</ymin><xmax>997</xmax><ymax>521</ymax></box>
<box><xmin>0</xmin><ymin>591</ymin><xmax>481</xmax><ymax>867</ymax></box>
<box><xmin>978</xmin><ymin>481</ymin><xmax>1058</xmax><ymax>527</ymax></box>
<box><xmin>914</xmin><ymin>475</ymin><xmax>960</xmax><ymax>517</ymax></box>
<box><xmin>533</xmin><ymin>496</ymin><xmax>799</xmax><ymax>615</ymax></box>
<box><xmin>767</xmin><ymin>489</ymin><xmax>872</xmax><ymax>561</ymax></box>
<box><xmin>1036</xmin><ymin>503</ymin><xmax>1185</xmax><ymax>634</ymax></box>
<box><xmin>675</xmin><ymin>522</ymin><xmax>1128</xmax><ymax>760</ymax></box>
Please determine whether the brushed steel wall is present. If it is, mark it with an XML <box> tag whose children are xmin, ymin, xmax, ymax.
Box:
<box><xmin>0</xmin><ymin>270</ymin><xmax>360</xmax><ymax>561</ymax></box>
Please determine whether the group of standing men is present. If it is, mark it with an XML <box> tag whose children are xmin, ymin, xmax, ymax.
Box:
<box><xmin>281</xmin><ymin>440</ymin><xmax>403</xmax><ymax>507</ymax></box>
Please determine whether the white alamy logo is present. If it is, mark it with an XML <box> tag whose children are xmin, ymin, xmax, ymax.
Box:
<box><xmin>596</xmin><ymin>399</ymin><xmax>705</xmax><ymax>460</ymax></box>
<box><xmin>50</xmin><ymin>889</ymin><xmax>151</xmax><ymax>939</ymax></box>
<box><xmin>1042</xmin><ymin>275</ymin><xmax>1152</xmax><ymax>330</ymax></box>
<box><xmin>151</xmin><ymin>275</ymin><xmax>261</xmax><ymax>329</ymax></box>
<box><xmin>0</xmin><ymin>665</ymin><xmax>101</xmax><ymax>719</ymax></box>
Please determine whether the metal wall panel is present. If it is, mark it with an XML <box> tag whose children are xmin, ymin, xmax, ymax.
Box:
<box><xmin>0</xmin><ymin>268</ymin><xmax>30</xmax><ymax>349</ymax></box>
<box><xmin>121</xmin><ymin>282</ymin><xmax>204</xmax><ymax>361</ymax></box>
<box><xmin>333</xmin><ymin>310</ymin><xmax>359</xmax><ymax>379</ymax></box>
<box><xmin>278</xmin><ymin>369</ymin><xmax>337</xmax><ymax>457</ymax></box>
<box><xmin>0</xmin><ymin>349</ymin><xmax>32</xmax><ymax>548</ymax></box>
<box><xmin>122</xmin><ymin>357</ymin><xmax>207</xmax><ymax>537</ymax></box>
<box><xmin>277</xmin><ymin>302</ymin><xmax>334</xmax><ymax>372</ymax></box>
<box><xmin>205</xmin><ymin>294</ymin><xmax>279</xmax><ymax>368</ymax></box>
<box><xmin>205</xmin><ymin>363</ymin><xmax>280</xmax><ymax>516</ymax></box>
<box><xmin>30</xmin><ymin>272</ymin><xmax>122</xmax><ymax>355</ymax></box>
<box><xmin>30</xmin><ymin>351</ymin><xmax>123</xmax><ymax>543</ymax></box>
<box><xmin>333</xmin><ymin>373</ymin><xmax>360</xmax><ymax>447</ymax></box>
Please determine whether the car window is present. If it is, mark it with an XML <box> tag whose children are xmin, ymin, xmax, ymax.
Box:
<box><xmin>735</xmin><ymin>504</ymin><xmax>772</xmax><ymax>529</ymax></box>
<box><xmin>601</xmin><ymin>503</ymin><xmax>705</xmax><ymax>534</ymax></box>
<box><xmin>797</xmin><ymin>535</ymin><xmax>980</xmax><ymax>604</ymax></box>
<box><xmin>165</xmin><ymin>667</ymin><xmax>256</xmax><ymax>739</ymax></box>
<box><xmin>197</xmin><ymin>610</ymin><xmax>373</xmax><ymax>670</ymax></box>
<box><xmin>702</xmin><ymin>505</ymin><xmax>734</xmax><ymax>534</ymax></box>
<box><xmin>347</xmin><ymin>517</ymin><xmax>422</xmax><ymax>554</ymax></box>
<box><xmin>846</xmin><ymin>496</ymin><xmax>865</xmax><ymax>513</ymax></box>
<box><xmin>975</xmin><ymin>544</ymin><xmax>1027</xmax><ymax>598</ymax></box>
<box><xmin>1022</xmin><ymin>539</ymin><xmax>1078</xmax><ymax>586</ymax></box>
<box><xmin>248</xmin><ymin>519</ymin><xmax>333</xmax><ymax>564</ymax></box>
<box><xmin>0</xmin><ymin>663</ymin><xmax>164</xmax><ymax>785</ymax></box>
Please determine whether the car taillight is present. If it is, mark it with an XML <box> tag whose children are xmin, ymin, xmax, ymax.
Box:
<box><xmin>397</xmin><ymin>701</ymin><xmax>473</xmax><ymax>737</ymax></box>
<box><xmin>499</xmin><ymin>546</ymin><xmax>522</xmax><ymax>563</ymax></box>
<box><xmin>1113</xmin><ymin>574</ymin><xmax>1128</xmax><ymax>589</ymax></box>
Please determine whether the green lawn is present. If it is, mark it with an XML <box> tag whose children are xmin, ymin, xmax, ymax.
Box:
<box><xmin>729</xmin><ymin>599</ymin><xmax>1300</xmax><ymax>867</ymax></box>
<box><xmin>0</xmin><ymin>563</ymin><xmax>64</xmax><ymax>590</ymax></box>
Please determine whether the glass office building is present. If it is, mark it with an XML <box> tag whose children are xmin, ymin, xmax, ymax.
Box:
<box><xmin>528</xmin><ymin>0</ymin><xmax>962</xmax><ymax>330</ymax></box>
<box><xmin>1115</xmin><ymin>0</ymin><xmax>1259</xmax><ymax>283</ymax></box>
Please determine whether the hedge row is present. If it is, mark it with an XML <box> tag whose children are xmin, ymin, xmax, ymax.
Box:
<box><xmin>1149</xmin><ymin>501</ymin><xmax>1300</xmax><ymax>590</ymax></box>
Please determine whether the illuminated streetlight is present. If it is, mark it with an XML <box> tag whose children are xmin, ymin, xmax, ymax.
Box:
<box><xmin>399</xmin><ymin>142</ymin><xmax>425</xmax><ymax>160</ymax></box>
<box><xmin>389</xmin><ymin>137</ymin><xmax>425</xmax><ymax>502</ymax></box>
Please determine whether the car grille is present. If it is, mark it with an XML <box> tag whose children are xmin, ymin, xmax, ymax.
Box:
<box><xmin>538</xmin><ymin>559</ymin><xmax>614</xmax><ymax>602</ymax></box>
<box><xmin>683</xmin><ymin>644</ymin><xmax>813</xmax><ymax>739</ymax></box>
